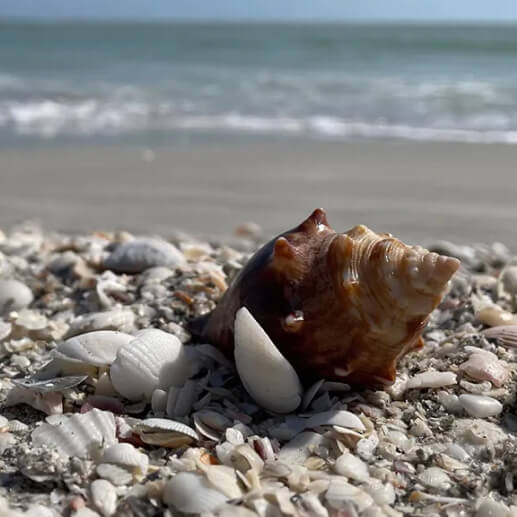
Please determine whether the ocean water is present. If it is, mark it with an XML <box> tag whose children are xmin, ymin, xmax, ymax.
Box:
<box><xmin>2</xmin><ymin>22</ymin><xmax>517</xmax><ymax>145</ymax></box>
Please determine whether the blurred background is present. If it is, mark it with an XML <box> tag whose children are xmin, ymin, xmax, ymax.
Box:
<box><xmin>1</xmin><ymin>0</ymin><xmax>517</xmax><ymax>244</ymax></box>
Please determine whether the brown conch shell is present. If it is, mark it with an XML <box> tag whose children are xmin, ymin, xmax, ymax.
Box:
<box><xmin>191</xmin><ymin>209</ymin><xmax>460</xmax><ymax>386</ymax></box>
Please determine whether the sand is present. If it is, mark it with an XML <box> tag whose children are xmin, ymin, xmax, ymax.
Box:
<box><xmin>1</xmin><ymin>140</ymin><xmax>517</xmax><ymax>245</ymax></box>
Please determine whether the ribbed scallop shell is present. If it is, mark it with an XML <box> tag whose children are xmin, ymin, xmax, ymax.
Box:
<box><xmin>31</xmin><ymin>409</ymin><xmax>116</xmax><ymax>457</ymax></box>
<box><xmin>53</xmin><ymin>330</ymin><xmax>134</xmax><ymax>367</ymax></box>
<box><xmin>110</xmin><ymin>329</ymin><xmax>191</xmax><ymax>401</ymax></box>
<box><xmin>192</xmin><ymin>208</ymin><xmax>460</xmax><ymax>386</ymax></box>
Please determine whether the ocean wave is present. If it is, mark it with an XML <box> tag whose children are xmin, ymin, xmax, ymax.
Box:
<box><xmin>2</xmin><ymin>98</ymin><xmax>517</xmax><ymax>144</ymax></box>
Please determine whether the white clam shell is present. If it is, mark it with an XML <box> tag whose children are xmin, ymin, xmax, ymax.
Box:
<box><xmin>406</xmin><ymin>371</ymin><xmax>457</xmax><ymax>389</ymax></box>
<box><xmin>31</xmin><ymin>409</ymin><xmax>116</xmax><ymax>457</ymax></box>
<box><xmin>54</xmin><ymin>330</ymin><xmax>134</xmax><ymax>368</ymax></box>
<box><xmin>90</xmin><ymin>479</ymin><xmax>117</xmax><ymax>517</ymax></box>
<box><xmin>110</xmin><ymin>329</ymin><xmax>191</xmax><ymax>401</ymax></box>
<box><xmin>135</xmin><ymin>417</ymin><xmax>198</xmax><ymax>447</ymax></box>
<box><xmin>459</xmin><ymin>394</ymin><xmax>503</xmax><ymax>418</ymax></box>
<box><xmin>104</xmin><ymin>238</ymin><xmax>185</xmax><ymax>274</ymax></box>
<box><xmin>0</xmin><ymin>279</ymin><xmax>33</xmax><ymax>314</ymax></box>
<box><xmin>102</xmin><ymin>443</ymin><xmax>148</xmax><ymax>476</ymax></box>
<box><xmin>163</xmin><ymin>472</ymin><xmax>228</xmax><ymax>514</ymax></box>
<box><xmin>303</xmin><ymin>410</ymin><xmax>366</xmax><ymax>432</ymax></box>
<box><xmin>234</xmin><ymin>307</ymin><xmax>302</xmax><ymax>414</ymax></box>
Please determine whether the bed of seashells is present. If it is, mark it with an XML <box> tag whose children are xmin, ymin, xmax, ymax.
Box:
<box><xmin>1</xmin><ymin>222</ymin><xmax>517</xmax><ymax>517</ymax></box>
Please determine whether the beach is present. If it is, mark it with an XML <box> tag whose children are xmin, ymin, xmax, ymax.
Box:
<box><xmin>2</xmin><ymin>140</ymin><xmax>517</xmax><ymax>246</ymax></box>
<box><xmin>3</xmin><ymin>19</ymin><xmax>517</xmax><ymax>517</ymax></box>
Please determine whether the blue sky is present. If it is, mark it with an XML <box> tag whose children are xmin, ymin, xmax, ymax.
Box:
<box><xmin>0</xmin><ymin>0</ymin><xmax>516</xmax><ymax>21</ymax></box>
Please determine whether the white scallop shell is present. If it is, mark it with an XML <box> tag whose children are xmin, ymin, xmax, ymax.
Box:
<box><xmin>0</xmin><ymin>279</ymin><xmax>33</xmax><ymax>314</ymax></box>
<box><xmin>234</xmin><ymin>307</ymin><xmax>302</xmax><ymax>414</ymax></box>
<box><xmin>104</xmin><ymin>238</ymin><xmax>185</xmax><ymax>274</ymax></box>
<box><xmin>110</xmin><ymin>329</ymin><xmax>191</xmax><ymax>401</ymax></box>
<box><xmin>53</xmin><ymin>330</ymin><xmax>134</xmax><ymax>368</ymax></box>
<box><xmin>136</xmin><ymin>417</ymin><xmax>198</xmax><ymax>438</ymax></box>
<box><xmin>102</xmin><ymin>443</ymin><xmax>148</xmax><ymax>476</ymax></box>
<box><xmin>31</xmin><ymin>409</ymin><xmax>116</xmax><ymax>457</ymax></box>
<box><xmin>163</xmin><ymin>472</ymin><xmax>228</xmax><ymax>514</ymax></box>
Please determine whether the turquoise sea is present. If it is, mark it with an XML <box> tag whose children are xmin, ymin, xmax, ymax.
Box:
<box><xmin>2</xmin><ymin>22</ymin><xmax>517</xmax><ymax>144</ymax></box>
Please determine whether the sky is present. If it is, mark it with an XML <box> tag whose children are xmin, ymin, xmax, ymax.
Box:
<box><xmin>0</xmin><ymin>0</ymin><xmax>516</xmax><ymax>22</ymax></box>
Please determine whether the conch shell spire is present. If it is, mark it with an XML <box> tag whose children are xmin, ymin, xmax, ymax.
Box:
<box><xmin>191</xmin><ymin>208</ymin><xmax>460</xmax><ymax>386</ymax></box>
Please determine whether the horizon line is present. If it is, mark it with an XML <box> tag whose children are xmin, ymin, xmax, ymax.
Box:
<box><xmin>2</xmin><ymin>17</ymin><xmax>517</xmax><ymax>25</ymax></box>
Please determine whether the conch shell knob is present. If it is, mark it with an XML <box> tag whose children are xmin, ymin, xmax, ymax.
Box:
<box><xmin>191</xmin><ymin>209</ymin><xmax>460</xmax><ymax>386</ymax></box>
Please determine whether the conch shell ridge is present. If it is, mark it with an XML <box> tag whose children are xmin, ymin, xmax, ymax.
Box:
<box><xmin>191</xmin><ymin>208</ymin><xmax>460</xmax><ymax>386</ymax></box>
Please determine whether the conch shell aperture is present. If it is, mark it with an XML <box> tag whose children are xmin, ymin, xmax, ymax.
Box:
<box><xmin>191</xmin><ymin>208</ymin><xmax>460</xmax><ymax>386</ymax></box>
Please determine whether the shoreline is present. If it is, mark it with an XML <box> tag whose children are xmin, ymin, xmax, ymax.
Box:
<box><xmin>2</xmin><ymin>140</ymin><xmax>517</xmax><ymax>246</ymax></box>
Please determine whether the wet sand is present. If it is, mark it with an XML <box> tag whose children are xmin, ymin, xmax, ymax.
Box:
<box><xmin>1</xmin><ymin>140</ymin><xmax>517</xmax><ymax>245</ymax></box>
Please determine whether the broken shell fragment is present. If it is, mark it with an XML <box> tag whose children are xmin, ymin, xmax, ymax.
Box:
<box><xmin>102</xmin><ymin>443</ymin><xmax>148</xmax><ymax>476</ymax></box>
<box><xmin>6</xmin><ymin>385</ymin><xmax>63</xmax><ymax>415</ymax></box>
<box><xmin>90</xmin><ymin>479</ymin><xmax>117</xmax><ymax>517</ymax></box>
<box><xmin>12</xmin><ymin>374</ymin><xmax>88</xmax><ymax>392</ymax></box>
<box><xmin>135</xmin><ymin>417</ymin><xmax>198</xmax><ymax>447</ymax></box>
<box><xmin>104</xmin><ymin>237</ymin><xmax>185</xmax><ymax>274</ymax></box>
<box><xmin>459</xmin><ymin>394</ymin><xmax>503</xmax><ymax>418</ymax></box>
<box><xmin>163</xmin><ymin>472</ymin><xmax>228</xmax><ymax>514</ymax></box>
<box><xmin>303</xmin><ymin>410</ymin><xmax>366</xmax><ymax>432</ymax></box>
<box><xmin>31</xmin><ymin>409</ymin><xmax>117</xmax><ymax>457</ymax></box>
<box><xmin>233</xmin><ymin>307</ymin><xmax>302</xmax><ymax>413</ymax></box>
<box><xmin>406</xmin><ymin>371</ymin><xmax>457</xmax><ymax>389</ymax></box>
<box><xmin>193</xmin><ymin>209</ymin><xmax>460</xmax><ymax>385</ymax></box>
<box><xmin>110</xmin><ymin>329</ymin><xmax>191</xmax><ymax>401</ymax></box>
<box><xmin>67</xmin><ymin>309</ymin><xmax>135</xmax><ymax>337</ymax></box>
<box><xmin>54</xmin><ymin>331</ymin><xmax>134</xmax><ymax>368</ymax></box>
<box><xmin>460</xmin><ymin>353</ymin><xmax>508</xmax><ymax>387</ymax></box>
<box><xmin>333</xmin><ymin>452</ymin><xmax>370</xmax><ymax>482</ymax></box>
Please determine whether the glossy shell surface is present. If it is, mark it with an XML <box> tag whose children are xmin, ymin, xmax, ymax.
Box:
<box><xmin>192</xmin><ymin>208</ymin><xmax>460</xmax><ymax>385</ymax></box>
